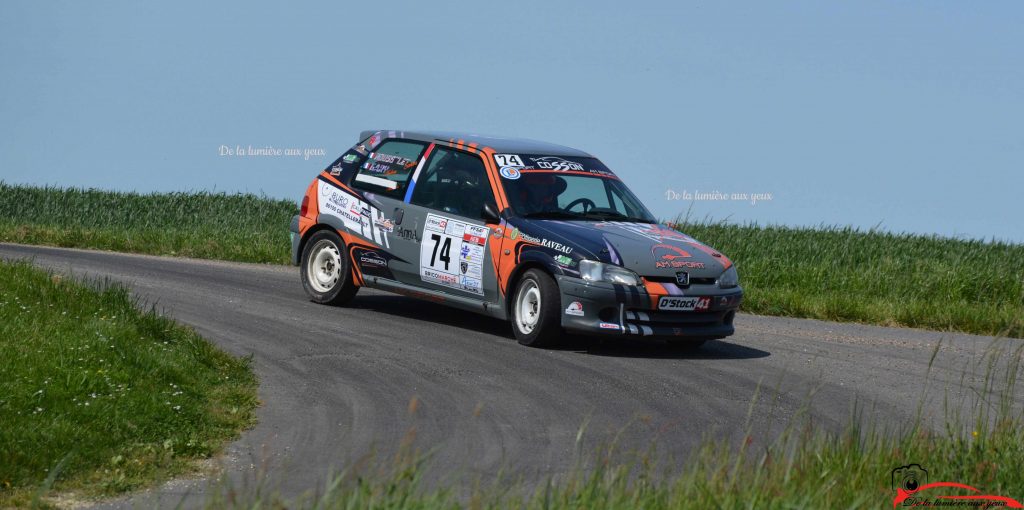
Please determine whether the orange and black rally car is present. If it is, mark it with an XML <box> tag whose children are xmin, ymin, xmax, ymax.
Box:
<box><xmin>290</xmin><ymin>130</ymin><xmax>742</xmax><ymax>348</ymax></box>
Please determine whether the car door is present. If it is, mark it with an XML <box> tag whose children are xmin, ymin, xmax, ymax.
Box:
<box><xmin>391</xmin><ymin>146</ymin><xmax>502</xmax><ymax>303</ymax></box>
<box><xmin>345</xmin><ymin>138</ymin><xmax>429</xmax><ymax>282</ymax></box>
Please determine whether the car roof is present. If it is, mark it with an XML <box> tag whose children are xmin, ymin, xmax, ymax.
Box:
<box><xmin>358</xmin><ymin>129</ymin><xmax>594</xmax><ymax>158</ymax></box>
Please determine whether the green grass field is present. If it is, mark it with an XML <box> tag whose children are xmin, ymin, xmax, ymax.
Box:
<box><xmin>672</xmin><ymin>220</ymin><xmax>1024</xmax><ymax>338</ymax></box>
<box><xmin>0</xmin><ymin>260</ymin><xmax>258</xmax><ymax>507</ymax></box>
<box><xmin>1</xmin><ymin>182</ymin><xmax>1021</xmax><ymax>337</ymax></box>
<box><xmin>0</xmin><ymin>183</ymin><xmax>296</xmax><ymax>264</ymax></box>
<box><xmin>209</xmin><ymin>343</ymin><xmax>1024</xmax><ymax>509</ymax></box>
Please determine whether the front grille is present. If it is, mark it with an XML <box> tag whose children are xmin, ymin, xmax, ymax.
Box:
<box><xmin>626</xmin><ymin>309</ymin><xmax>727</xmax><ymax>327</ymax></box>
<box><xmin>623</xmin><ymin>308</ymin><xmax>736</xmax><ymax>337</ymax></box>
<box><xmin>644</xmin><ymin>275</ymin><xmax>716</xmax><ymax>287</ymax></box>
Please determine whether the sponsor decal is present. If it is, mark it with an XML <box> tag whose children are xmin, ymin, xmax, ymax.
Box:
<box><xmin>363</xmin><ymin>162</ymin><xmax>397</xmax><ymax>174</ymax></box>
<box><xmin>530</xmin><ymin>156</ymin><xmax>584</xmax><ymax>171</ymax></box>
<box><xmin>316</xmin><ymin>180</ymin><xmax>390</xmax><ymax>248</ymax></box>
<box><xmin>358</xmin><ymin>251</ymin><xmax>387</xmax><ymax>268</ymax></box>
<box><xmin>343</xmin><ymin>153</ymin><xmax>359</xmax><ymax>163</ymax></box>
<box><xmin>658</xmin><ymin>296</ymin><xmax>711</xmax><ymax>312</ymax></box>
<box><xmin>584</xmin><ymin>168</ymin><xmax>617</xmax><ymax>178</ymax></box>
<box><xmin>329</xmin><ymin>163</ymin><xmax>343</xmax><ymax>176</ymax></box>
<box><xmin>499</xmin><ymin>165</ymin><xmax>523</xmax><ymax>180</ymax></box>
<box><xmin>541</xmin><ymin>238</ymin><xmax>572</xmax><ymax>254</ymax></box>
<box><xmin>325</xmin><ymin>191</ymin><xmax>348</xmax><ymax>208</ymax></box>
<box><xmin>368</xmin><ymin>151</ymin><xmax>414</xmax><ymax>166</ymax></box>
<box><xmin>420</xmin><ymin>213</ymin><xmax>489</xmax><ymax>295</ymax></box>
<box><xmin>395</xmin><ymin>226</ymin><xmax>420</xmax><ymax>242</ymax></box>
<box><xmin>493</xmin><ymin>154</ymin><xmax>525</xmax><ymax>167</ymax></box>
<box><xmin>463</xmin><ymin>225</ymin><xmax>488</xmax><ymax>246</ymax></box>
<box><xmin>890</xmin><ymin>464</ymin><xmax>1022</xmax><ymax>508</ymax></box>
<box><xmin>491</xmin><ymin>228</ymin><xmax>503</xmax><ymax>239</ymax></box>
<box><xmin>565</xmin><ymin>301</ymin><xmax>584</xmax><ymax>316</ymax></box>
<box><xmin>506</xmin><ymin>226</ymin><xmax>570</xmax><ymax>254</ymax></box>
<box><xmin>554</xmin><ymin>254</ymin><xmax>574</xmax><ymax>267</ymax></box>
<box><xmin>340</xmin><ymin>209</ymin><xmax>362</xmax><ymax>225</ymax></box>
<box><xmin>423</xmin><ymin>268</ymin><xmax>458</xmax><ymax>285</ymax></box>
<box><xmin>425</xmin><ymin>215</ymin><xmax>448</xmax><ymax>232</ymax></box>
<box><xmin>367</xmin><ymin>132</ymin><xmax>383</xmax><ymax>149</ymax></box>
<box><xmin>652</xmin><ymin>244</ymin><xmax>704</xmax><ymax>269</ymax></box>
<box><xmin>373</xmin><ymin>217</ymin><xmax>395</xmax><ymax>233</ymax></box>
<box><xmin>459</xmin><ymin>275</ymin><xmax>481</xmax><ymax>293</ymax></box>
<box><xmin>599</xmin><ymin>322</ymin><xmax>621</xmax><ymax>330</ymax></box>
<box><xmin>518</xmin><ymin>231</ymin><xmax>542</xmax><ymax>244</ymax></box>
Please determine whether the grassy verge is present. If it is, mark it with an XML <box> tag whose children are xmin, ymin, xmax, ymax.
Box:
<box><xmin>0</xmin><ymin>182</ymin><xmax>295</xmax><ymax>264</ymax></box>
<box><xmin>1</xmin><ymin>182</ymin><xmax>1021</xmax><ymax>337</ymax></box>
<box><xmin>209</xmin><ymin>343</ymin><xmax>1024</xmax><ymax>509</ymax></box>
<box><xmin>671</xmin><ymin>219</ymin><xmax>1024</xmax><ymax>338</ymax></box>
<box><xmin>0</xmin><ymin>260</ymin><xmax>258</xmax><ymax>506</ymax></box>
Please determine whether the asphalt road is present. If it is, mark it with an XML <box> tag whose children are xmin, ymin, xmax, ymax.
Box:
<box><xmin>2</xmin><ymin>243</ymin><xmax>1019</xmax><ymax>507</ymax></box>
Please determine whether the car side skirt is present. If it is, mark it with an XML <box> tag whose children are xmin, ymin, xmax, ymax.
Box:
<box><xmin>368</xmin><ymin>277</ymin><xmax>509</xmax><ymax>321</ymax></box>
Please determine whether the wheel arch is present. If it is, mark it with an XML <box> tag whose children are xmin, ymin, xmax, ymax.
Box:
<box><xmin>296</xmin><ymin>222</ymin><xmax>337</xmax><ymax>265</ymax></box>
<box><xmin>504</xmin><ymin>259</ymin><xmax>560</xmax><ymax>318</ymax></box>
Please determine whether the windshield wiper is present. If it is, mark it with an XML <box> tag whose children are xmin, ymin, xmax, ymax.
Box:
<box><xmin>578</xmin><ymin>210</ymin><xmax>656</xmax><ymax>223</ymax></box>
<box><xmin>522</xmin><ymin>210</ymin><xmax>583</xmax><ymax>220</ymax></box>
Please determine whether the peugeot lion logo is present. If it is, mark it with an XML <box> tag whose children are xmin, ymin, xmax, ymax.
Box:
<box><xmin>675</xmin><ymin>271</ymin><xmax>689</xmax><ymax>285</ymax></box>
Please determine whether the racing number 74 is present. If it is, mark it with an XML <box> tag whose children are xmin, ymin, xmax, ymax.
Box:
<box><xmin>430</xmin><ymin>233</ymin><xmax>452</xmax><ymax>271</ymax></box>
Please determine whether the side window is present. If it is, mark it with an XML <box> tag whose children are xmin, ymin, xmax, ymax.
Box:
<box><xmin>350</xmin><ymin>140</ymin><xmax>427</xmax><ymax>198</ymax></box>
<box><xmin>410</xmin><ymin>148</ymin><xmax>497</xmax><ymax>220</ymax></box>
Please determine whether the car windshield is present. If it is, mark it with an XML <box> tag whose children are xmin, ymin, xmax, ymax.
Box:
<box><xmin>495</xmin><ymin>155</ymin><xmax>657</xmax><ymax>222</ymax></box>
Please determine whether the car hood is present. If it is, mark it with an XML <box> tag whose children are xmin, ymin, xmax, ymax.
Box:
<box><xmin>517</xmin><ymin>219</ymin><xmax>733</xmax><ymax>279</ymax></box>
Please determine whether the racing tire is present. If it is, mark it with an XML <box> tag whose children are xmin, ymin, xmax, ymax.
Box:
<box><xmin>300</xmin><ymin>230</ymin><xmax>359</xmax><ymax>305</ymax></box>
<box><xmin>511</xmin><ymin>269</ymin><xmax>562</xmax><ymax>347</ymax></box>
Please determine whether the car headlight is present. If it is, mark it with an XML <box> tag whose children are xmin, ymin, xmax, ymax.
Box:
<box><xmin>579</xmin><ymin>260</ymin><xmax>642</xmax><ymax>286</ymax></box>
<box><xmin>717</xmin><ymin>266</ymin><xmax>739</xmax><ymax>289</ymax></box>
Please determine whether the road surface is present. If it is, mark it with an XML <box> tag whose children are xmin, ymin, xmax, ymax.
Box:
<box><xmin>0</xmin><ymin>243</ymin><xmax>1017</xmax><ymax>507</ymax></box>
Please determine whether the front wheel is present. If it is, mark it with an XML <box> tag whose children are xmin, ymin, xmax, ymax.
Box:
<box><xmin>511</xmin><ymin>269</ymin><xmax>562</xmax><ymax>347</ymax></box>
<box><xmin>300</xmin><ymin>230</ymin><xmax>359</xmax><ymax>305</ymax></box>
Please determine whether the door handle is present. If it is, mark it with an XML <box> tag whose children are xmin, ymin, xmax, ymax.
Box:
<box><xmin>393</xmin><ymin>208</ymin><xmax>405</xmax><ymax>225</ymax></box>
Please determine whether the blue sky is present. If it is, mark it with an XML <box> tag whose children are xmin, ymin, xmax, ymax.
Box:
<box><xmin>1</xmin><ymin>1</ymin><xmax>1021</xmax><ymax>242</ymax></box>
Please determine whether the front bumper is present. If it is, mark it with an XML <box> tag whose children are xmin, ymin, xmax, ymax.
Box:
<box><xmin>556</xmin><ymin>275</ymin><xmax>742</xmax><ymax>339</ymax></box>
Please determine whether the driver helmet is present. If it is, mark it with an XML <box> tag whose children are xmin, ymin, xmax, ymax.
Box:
<box><xmin>518</xmin><ymin>173</ymin><xmax>567</xmax><ymax>212</ymax></box>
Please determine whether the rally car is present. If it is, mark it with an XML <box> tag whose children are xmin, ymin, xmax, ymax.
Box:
<box><xmin>290</xmin><ymin>130</ymin><xmax>742</xmax><ymax>348</ymax></box>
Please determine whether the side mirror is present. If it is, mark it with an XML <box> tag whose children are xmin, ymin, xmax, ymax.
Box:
<box><xmin>481</xmin><ymin>202</ymin><xmax>500</xmax><ymax>224</ymax></box>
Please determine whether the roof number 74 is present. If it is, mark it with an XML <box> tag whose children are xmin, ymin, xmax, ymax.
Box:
<box><xmin>494</xmin><ymin>154</ymin><xmax>524</xmax><ymax>167</ymax></box>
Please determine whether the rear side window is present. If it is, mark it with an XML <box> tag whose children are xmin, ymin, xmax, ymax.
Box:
<box><xmin>350</xmin><ymin>140</ymin><xmax>427</xmax><ymax>198</ymax></box>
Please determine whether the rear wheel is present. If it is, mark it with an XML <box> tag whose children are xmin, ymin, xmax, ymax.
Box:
<box><xmin>300</xmin><ymin>230</ymin><xmax>359</xmax><ymax>305</ymax></box>
<box><xmin>511</xmin><ymin>269</ymin><xmax>562</xmax><ymax>347</ymax></box>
